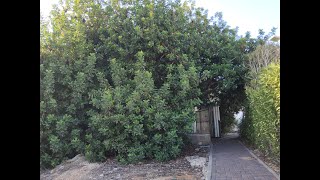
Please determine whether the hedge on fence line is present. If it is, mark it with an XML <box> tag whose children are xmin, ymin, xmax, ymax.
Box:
<box><xmin>240</xmin><ymin>63</ymin><xmax>280</xmax><ymax>161</ymax></box>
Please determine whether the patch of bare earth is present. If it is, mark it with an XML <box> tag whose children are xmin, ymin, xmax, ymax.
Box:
<box><xmin>40</xmin><ymin>145</ymin><xmax>209</xmax><ymax>180</ymax></box>
<box><xmin>40</xmin><ymin>155</ymin><xmax>100</xmax><ymax>180</ymax></box>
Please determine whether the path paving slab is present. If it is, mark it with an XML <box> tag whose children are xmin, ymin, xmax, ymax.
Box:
<box><xmin>210</xmin><ymin>133</ymin><xmax>279</xmax><ymax>180</ymax></box>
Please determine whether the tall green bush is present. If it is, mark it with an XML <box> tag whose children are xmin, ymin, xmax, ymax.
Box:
<box><xmin>85</xmin><ymin>51</ymin><xmax>200</xmax><ymax>163</ymax></box>
<box><xmin>240</xmin><ymin>63</ymin><xmax>280</xmax><ymax>161</ymax></box>
<box><xmin>40</xmin><ymin>0</ymin><xmax>259</xmax><ymax>168</ymax></box>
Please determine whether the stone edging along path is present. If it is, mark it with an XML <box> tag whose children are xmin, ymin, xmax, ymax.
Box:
<box><xmin>238</xmin><ymin>140</ymin><xmax>280</xmax><ymax>180</ymax></box>
<box><xmin>206</xmin><ymin>133</ymin><xmax>279</xmax><ymax>180</ymax></box>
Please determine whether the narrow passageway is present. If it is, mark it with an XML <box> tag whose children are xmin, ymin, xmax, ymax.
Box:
<box><xmin>210</xmin><ymin>133</ymin><xmax>279</xmax><ymax>180</ymax></box>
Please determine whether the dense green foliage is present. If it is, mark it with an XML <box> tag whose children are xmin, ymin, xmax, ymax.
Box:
<box><xmin>40</xmin><ymin>0</ymin><xmax>262</xmax><ymax>168</ymax></box>
<box><xmin>240</xmin><ymin>40</ymin><xmax>280</xmax><ymax>162</ymax></box>
<box><xmin>86</xmin><ymin>51</ymin><xmax>200</xmax><ymax>163</ymax></box>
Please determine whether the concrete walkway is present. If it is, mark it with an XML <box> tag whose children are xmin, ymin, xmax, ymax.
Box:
<box><xmin>210</xmin><ymin>133</ymin><xmax>279</xmax><ymax>180</ymax></box>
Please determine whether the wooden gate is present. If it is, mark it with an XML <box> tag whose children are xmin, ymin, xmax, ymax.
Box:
<box><xmin>195</xmin><ymin>109</ymin><xmax>210</xmax><ymax>134</ymax></box>
<box><xmin>194</xmin><ymin>106</ymin><xmax>221</xmax><ymax>138</ymax></box>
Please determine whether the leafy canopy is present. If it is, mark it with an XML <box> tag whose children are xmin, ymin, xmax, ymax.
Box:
<box><xmin>40</xmin><ymin>0</ymin><xmax>269</xmax><ymax>168</ymax></box>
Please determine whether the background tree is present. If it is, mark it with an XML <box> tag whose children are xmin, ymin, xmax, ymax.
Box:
<box><xmin>240</xmin><ymin>35</ymin><xmax>280</xmax><ymax>163</ymax></box>
<box><xmin>246</xmin><ymin>35</ymin><xmax>280</xmax><ymax>86</ymax></box>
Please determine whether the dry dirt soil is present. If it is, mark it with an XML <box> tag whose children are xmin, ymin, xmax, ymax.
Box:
<box><xmin>40</xmin><ymin>145</ymin><xmax>210</xmax><ymax>180</ymax></box>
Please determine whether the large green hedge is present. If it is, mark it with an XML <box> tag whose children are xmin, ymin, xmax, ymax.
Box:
<box><xmin>240</xmin><ymin>63</ymin><xmax>280</xmax><ymax>161</ymax></box>
<box><xmin>41</xmin><ymin>0</ymin><xmax>261</xmax><ymax>169</ymax></box>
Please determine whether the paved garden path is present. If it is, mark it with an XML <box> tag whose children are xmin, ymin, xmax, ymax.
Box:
<box><xmin>210</xmin><ymin>133</ymin><xmax>279</xmax><ymax>180</ymax></box>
